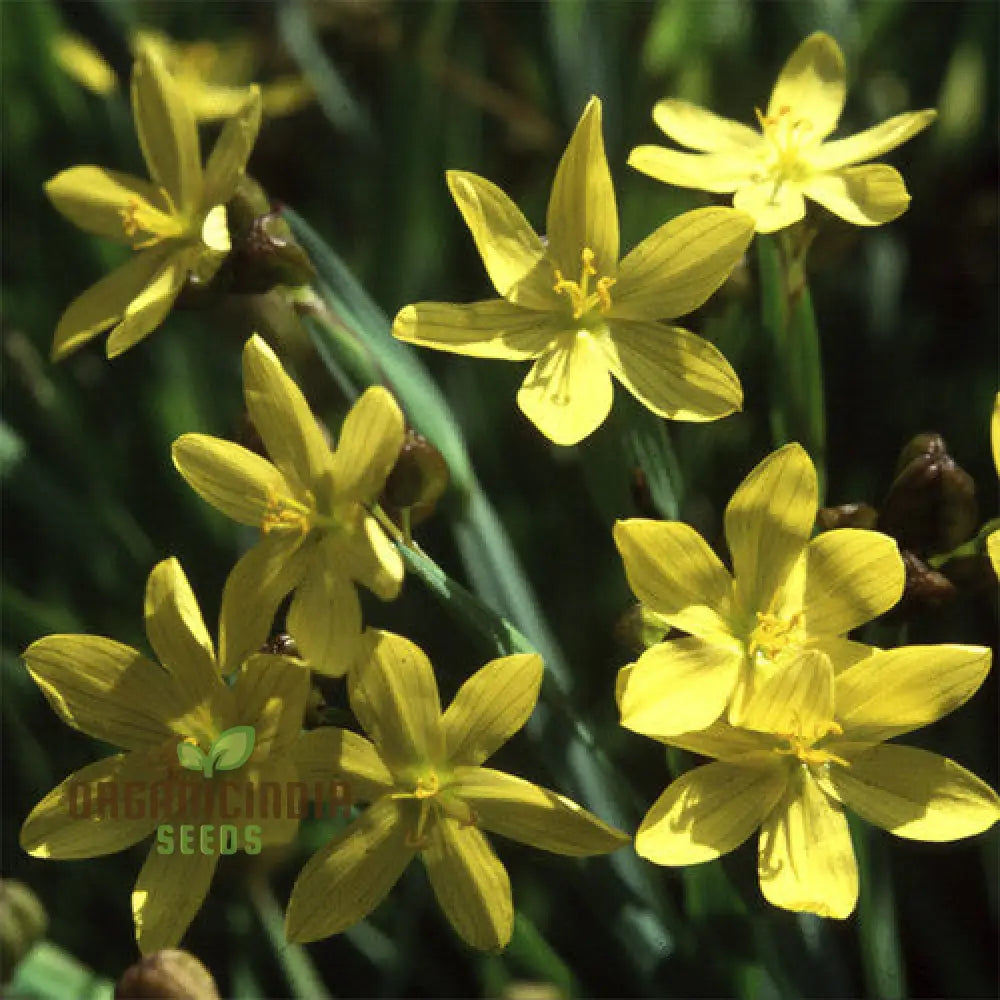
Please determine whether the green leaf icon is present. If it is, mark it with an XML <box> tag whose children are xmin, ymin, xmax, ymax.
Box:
<box><xmin>205</xmin><ymin>725</ymin><xmax>256</xmax><ymax>777</ymax></box>
<box><xmin>177</xmin><ymin>741</ymin><xmax>207</xmax><ymax>773</ymax></box>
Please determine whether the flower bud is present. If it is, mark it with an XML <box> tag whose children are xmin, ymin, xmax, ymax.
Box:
<box><xmin>114</xmin><ymin>949</ymin><xmax>220</xmax><ymax>1000</ymax></box>
<box><xmin>897</xmin><ymin>550</ymin><xmax>957</xmax><ymax>613</ymax></box>
<box><xmin>879</xmin><ymin>433</ymin><xmax>978</xmax><ymax>555</ymax></box>
<box><xmin>816</xmin><ymin>502</ymin><xmax>879</xmax><ymax>532</ymax></box>
<box><xmin>0</xmin><ymin>880</ymin><xmax>47</xmax><ymax>984</ymax></box>
<box><xmin>381</xmin><ymin>430</ymin><xmax>450</xmax><ymax>528</ymax></box>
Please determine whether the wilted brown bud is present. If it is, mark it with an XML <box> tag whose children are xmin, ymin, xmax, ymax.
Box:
<box><xmin>816</xmin><ymin>502</ymin><xmax>879</xmax><ymax>532</ymax></box>
<box><xmin>614</xmin><ymin>604</ymin><xmax>670</xmax><ymax>654</ymax></box>
<box><xmin>878</xmin><ymin>433</ymin><xmax>978</xmax><ymax>555</ymax></box>
<box><xmin>381</xmin><ymin>430</ymin><xmax>449</xmax><ymax>528</ymax></box>
<box><xmin>0</xmin><ymin>880</ymin><xmax>47</xmax><ymax>984</ymax></box>
<box><xmin>897</xmin><ymin>550</ymin><xmax>958</xmax><ymax>613</ymax></box>
<box><xmin>115</xmin><ymin>950</ymin><xmax>220</xmax><ymax>1000</ymax></box>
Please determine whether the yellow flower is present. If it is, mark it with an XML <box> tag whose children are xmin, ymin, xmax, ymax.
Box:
<box><xmin>285</xmin><ymin>631</ymin><xmax>628</xmax><ymax>949</ymax></box>
<box><xmin>629</xmin><ymin>32</ymin><xmax>937</xmax><ymax>233</ymax></box>
<box><xmin>393</xmin><ymin>96</ymin><xmax>754</xmax><ymax>446</ymax></box>
<box><xmin>19</xmin><ymin>558</ymin><xmax>309</xmax><ymax>953</ymax></box>
<box><xmin>45</xmin><ymin>50</ymin><xmax>262</xmax><ymax>360</ymax></box>
<box><xmin>989</xmin><ymin>392</ymin><xmax>999</xmax><ymax>574</ymax></box>
<box><xmin>53</xmin><ymin>32</ymin><xmax>118</xmax><ymax>95</ymax></box>
<box><xmin>631</xmin><ymin>645</ymin><xmax>999</xmax><ymax>919</ymax></box>
<box><xmin>133</xmin><ymin>29</ymin><xmax>314</xmax><ymax>120</ymax></box>
<box><xmin>614</xmin><ymin>443</ymin><xmax>905</xmax><ymax>735</ymax></box>
<box><xmin>172</xmin><ymin>335</ymin><xmax>405</xmax><ymax>676</ymax></box>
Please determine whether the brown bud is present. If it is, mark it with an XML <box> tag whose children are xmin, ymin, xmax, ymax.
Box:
<box><xmin>114</xmin><ymin>950</ymin><xmax>220</xmax><ymax>1000</ymax></box>
<box><xmin>614</xmin><ymin>604</ymin><xmax>670</xmax><ymax>654</ymax></box>
<box><xmin>897</xmin><ymin>550</ymin><xmax>958</xmax><ymax>613</ymax></box>
<box><xmin>381</xmin><ymin>430</ymin><xmax>449</xmax><ymax>527</ymax></box>
<box><xmin>0</xmin><ymin>880</ymin><xmax>47</xmax><ymax>984</ymax></box>
<box><xmin>816</xmin><ymin>502</ymin><xmax>879</xmax><ymax>532</ymax></box>
<box><xmin>878</xmin><ymin>433</ymin><xmax>978</xmax><ymax>555</ymax></box>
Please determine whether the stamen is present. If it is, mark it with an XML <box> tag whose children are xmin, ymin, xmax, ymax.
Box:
<box><xmin>552</xmin><ymin>247</ymin><xmax>615</xmax><ymax>320</ymax></box>
<box><xmin>260</xmin><ymin>487</ymin><xmax>312</xmax><ymax>536</ymax></box>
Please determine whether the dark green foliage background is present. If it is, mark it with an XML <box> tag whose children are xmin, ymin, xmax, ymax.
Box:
<box><xmin>1</xmin><ymin>1</ymin><xmax>997</xmax><ymax>997</ymax></box>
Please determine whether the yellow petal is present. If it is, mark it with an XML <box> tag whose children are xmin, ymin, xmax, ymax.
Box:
<box><xmin>45</xmin><ymin>167</ymin><xmax>170</xmax><ymax>241</ymax></box>
<box><xmin>20</xmin><ymin>752</ymin><xmax>161</xmax><ymax>859</ymax></box>
<box><xmin>171</xmin><ymin>432</ymin><xmax>291</xmax><ymax>527</ymax></box>
<box><xmin>662</xmin><ymin>718</ymin><xmax>778</xmax><ymax>763</ymax></box>
<box><xmin>449</xmin><ymin>766</ymin><xmax>628</xmax><ymax>856</ymax></box>
<box><xmin>737</xmin><ymin>648</ymin><xmax>835</xmax><ymax>740</ymax></box>
<box><xmin>613</xmin><ymin>518</ymin><xmax>735</xmax><ymax>641</ymax></box>
<box><xmin>801</xmin><ymin>164</ymin><xmax>911</xmax><ymax>227</ymax></box>
<box><xmin>620</xmin><ymin>637</ymin><xmax>742</xmax><ymax>738</ymax></box>
<box><xmin>131</xmin><ymin>49</ymin><xmax>201</xmax><ymax>213</ymax></box>
<box><xmin>203</xmin><ymin>87</ymin><xmax>262</xmax><ymax>208</ymax></box>
<box><xmin>636</xmin><ymin>761</ymin><xmax>785</xmax><ymax>864</ymax></box>
<box><xmin>53</xmin><ymin>33</ymin><xmax>118</xmax><ymax>96</ymax></box>
<box><xmin>348</xmin><ymin>630</ymin><xmax>445</xmax><ymax>771</ymax></box>
<box><xmin>628</xmin><ymin>145</ymin><xmax>754</xmax><ymax>193</ymax></box>
<box><xmin>132</xmin><ymin>842</ymin><xmax>220</xmax><ymax>954</ymax></box>
<box><xmin>809</xmin><ymin>110</ymin><xmax>938</xmax><ymax>171</ymax></box>
<box><xmin>422</xmin><ymin>818</ymin><xmax>513</xmax><ymax>951</ymax></box>
<box><xmin>293</xmin><ymin>727</ymin><xmax>394</xmax><ymax>802</ymax></box>
<box><xmin>446</xmin><ymin>170</ymin><xmax>553</xmax><ymax>309</ymax></box>
<box><xmin>241</xmin><ymin>757</ymin><xmax>301</xmax><ymax>847</ymax></box>
<box><xmin>287</xmin><ymin>537</ymin><xmax>364</xmax><ymax>677</ymax></box>
<box><xmin>144</xmin><ymin>558</ymin><xmax>220</xmax><ymax>702</ymax></box>
<box><xmin>835</xmin><ymin>644</ymin><xmax>992</xmax><ymax>744</ymax></box>
<box><xmin>546</xmin><ymin>96</ymin><xmax>618</xmax><ymax>280</ymax></box>
<box><xmin>988</xmin><ymin>530</ymin><xmax>1000</xmax><ymax>578</ymax></box>
<box><xmin>991</xmin><ymin>392</ymin><xmax>1000</xmax><ymax>472</ymax></box>
<box><xmin>392</xmin><ymin>300</ymin><xmax>557</xmax><ymax>360</ymax></box>
<box><xmin>234</xmin><ymin>653</ymin><xmax>309</xmax><ymax>754</ymax></box>
<box><xmin>104</xmin><ymin>250</ymin><xmax>188</xmax><ymax>357</ymax></box>
<box><xmin>242</xmin><ymin>335</ymin><xmax>331</xmax><ymax>493</ymax></box>
<box><xmin>758</xmin><ymin>768</ymin><xmax>857</xmax><ymax>919</ymax></box>
<box><xmin>441</xmin><ymin>654</ymin><xmax>543</xmax><ymax>766</ymax></box>
<box><xmin>614</xmin><ymin>207</ymin><xmax>755</xmax><ymax>320</ymax></box>
<box><xmin>51</xmin><ymin>247</ymin><xmax>171</xmax><ymax>361</ymax></box>
<box><xmin>732</xmin><ymin>180</ymin><xmax>807</xmax><ymax>233</ymax></box>
<box><xmin>602</xmin><ymin>320</ymin><xmax>743</xmax><ymax>422</ymax></box>
<box><xmin>516</xmin><ymin>333</ymin><xmax>613</xmax><ymax>446</ymax></box>
<box><xmin>725</xmin><ymin>443</ymin><xmax>817</xmax><ymax>615</ymax></box>
<box><xmin>23</xmin><ymin>635</ymin><xmax>199</xmax><ymax>748</ymax></box>
<box><xmin>285</xmin><ymin>797</ymin><xmax>414</xmax><ymax>943</ymax></box>
<box><xmin>831</xmin><ymin>745</ymin><xmax>1000</xmax><ymax>841</ymax></box>
<box><xmin>219</xmin><ymin>532</ymin><xmax>312</xmax><ymax>674</ymax></box>
<box><xmin>801</xmin><ymin>529</ymin><xmax>904</xmax><ymax>634</ymax></box>
<box><xmin>766</xmin><ymin>32</ymin><xmax>846</xmax><ymax>141</ymax></box>
<box><xmin>339</xmin><ymin>512</ymin><xmax>403</xmax><ymax>601</ymax></box>
<box><xmin>814</xmin><ymin>636</ymin><xmax>876</xmax><ymax>675</ymax></box>
<box><xmin>328</xmin><ymin>386</ymin><xmax>406</xmax><ymax>503</ymax></box>
<box><xmin>652</xmin><ymin>99</ymin><xmax>762</xmax><ymax>153</ymax></box>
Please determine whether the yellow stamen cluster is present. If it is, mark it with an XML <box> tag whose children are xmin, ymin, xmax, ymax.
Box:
<box><xmin>260</xmin><ymin>488</ymin><xmax>313</xmax><ymax>536</ymax></box>
<box><xmin>118</xmin><ymin>191</ymin><xmax>181</xmax><ymax>249</ymax></box>
<box><xmin>552</xmin><ymin>247</ymin><xmax>615</xmax><ymax>320</ymax></box>
<box><xmin>774</xmin><ymin>722</ymin><xmax>848</xmax><ymax>770</ymax></box>
<box><xmin>753</xmin><ymin>105</ymin><xmax>815</xmax><ymax>203</ymax></box>
<box><xmin>393</xmin><ymin>768</ymin><xmax>479</xmax><ymax>849</ymax></box>
<box><xmin>748</xmin><ymin>610</ymin><xmax>804</xmax><ymax>664</ymax></box>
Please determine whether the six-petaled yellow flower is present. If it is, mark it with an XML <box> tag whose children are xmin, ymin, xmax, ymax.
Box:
<box><xmin>629</xmin><ymin>32</ymin><xmax>937</xmax><ymax>233</ymax></box>
<box><xmin>393</xmin><ymin>96</ymin><xmax>754</xmax><ymax>446</ymax></box>
<box><xmin>172</xmin><ymin>335</ymin><xmax>406</xmax><ymax>676</ymax></box>
<box><xmin>285</xmin><ymin>631</ymin><xmax>628</xmax><ymax>950</ymax></box>
<box><xmin>630</xmin><ymin>645</ymin><xmax>999</xmax><ymax>918</ymax></box>
<box><xmin>45</xmin><ymin>49</ymin><xmax>261</xmax><ymax>359</ymax></box>
<box><xmin>614</xmin><ymin>443</ymin><xmax>905</xmax><ymax>735</ymax></box>
<box><xmin>20</xmin><ymin>558</ymin><xmax>309</xmax><ymax>953</ymax></box>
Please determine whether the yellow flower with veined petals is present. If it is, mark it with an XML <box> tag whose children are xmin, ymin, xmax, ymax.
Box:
<box><xmin>631</xmin><ymin>645</ymin><xmax>999</xmax><ymax>919</ymax></box>
<box><xmin>614</xmin><ymin>443</ymin><xmax>905</xmax><ymax>735</ymax></box>
<box><xmin>393</xmin><ymin>96</ymin><xmax>754</xmax><ymax>446</ymax></box>
<box><xmin>19</xmin><ymin>558</ymin><xmax>309</xmax><ymax>953</ymax></box>
<box><xmin>285</xmin><ymin>631</ymin><xmax>628</xmax><ymax>950</ymax></box>
<box><xmin>172</xmin><ymin>335</ymin><xmax>406</xmax><ymax>677</ymax></box>
<box><xmin>629</xmin><ymin>32</ymin><xmax>937</xmax><ymax>233</ymax></box>
<box><xmin>45</xmin><ymin>49</ymin><xmax>261</xmax><ymax>360</ymax></box>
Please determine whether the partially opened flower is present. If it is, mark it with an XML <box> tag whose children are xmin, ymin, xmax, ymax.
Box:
<box><xmin>45</xmin><ymin>49</ymin><xmax>261</xmax><ymax>359</ymax></box>
<box><xmin>614</xmin><ymin>443</ymin><xmax>905</xmax><ymax>735</ymax></box>
<box><xmin>629</xmin><ymin>32</ymin><xmax>936</xmax><ymax>233</ymax></box>
<box><xmin>393</xmin><ymin>96</ymin><xmax>754</xmax><ymax>446</ymax></box>
<box><xmin>172</xmin><ymin>335</ymin><xmax>406</xmax><ymax>676</ymax></box>
<box><xmin>632</xmin><ymin>645</ymin><xmax>999</xmax><ymax>918</ymax></box>
<box><xmin>20</xmin><ymin>558</ymin><xmax>309</xmax><ymax>953</ymax></box>
<box><xmin>285</xmin><ymin>631</ymin><xmax>628</xmax><ymax>949</ymax></box>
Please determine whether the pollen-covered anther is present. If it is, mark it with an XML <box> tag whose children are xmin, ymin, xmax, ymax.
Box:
<box><xmin>552</xmin><ymin>247</ymin><xmax>615</xmax><ymax>320</ymax></box>
<box><xmin>749</xmin><ymin>610</ymin><xmax>804</xmax><ymax>662</ymax></box>
<box><xmin>260</xmin><ymin>488</ymin><xmax>312</xmax><ymax>536</ymax></box>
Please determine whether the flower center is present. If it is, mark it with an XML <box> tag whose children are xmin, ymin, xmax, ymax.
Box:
<box><xmin>391</xmin><ymin>767</ymin><xmax>478</xmax><ymax>849</ymax></box>
<box><xmin>261</xmin><ymin>488</ymin><xmax>315</xmax><ymax>536</ymax></box>
<box><xmin>552</xmin><ymin>247</ymin><xmax>615</xmax><ymax>321</ymax></box>
<box><xmin>773</xmin><ymin>722</ymin><xmax>848</xmax><ymax>771</ymax></box>
<box><xmin>748</xmin><ymin>610</ymin><xmax>804</xmax><ymax>665</ymax></box>
<box><xmin>118</xmin><ymin>190</ymin><xmax>184</xmax><ymax>249</ymax></box>
<box><xmin>753</xmin><ymin>105</ymin><xmax>815</xmax><ymax>203</ymax></box>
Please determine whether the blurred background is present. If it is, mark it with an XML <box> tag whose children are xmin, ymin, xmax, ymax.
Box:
<box><xmin>2</xmin><ymin>1</ymin><xmax>997</xmax><ymax>997</ymax></box>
